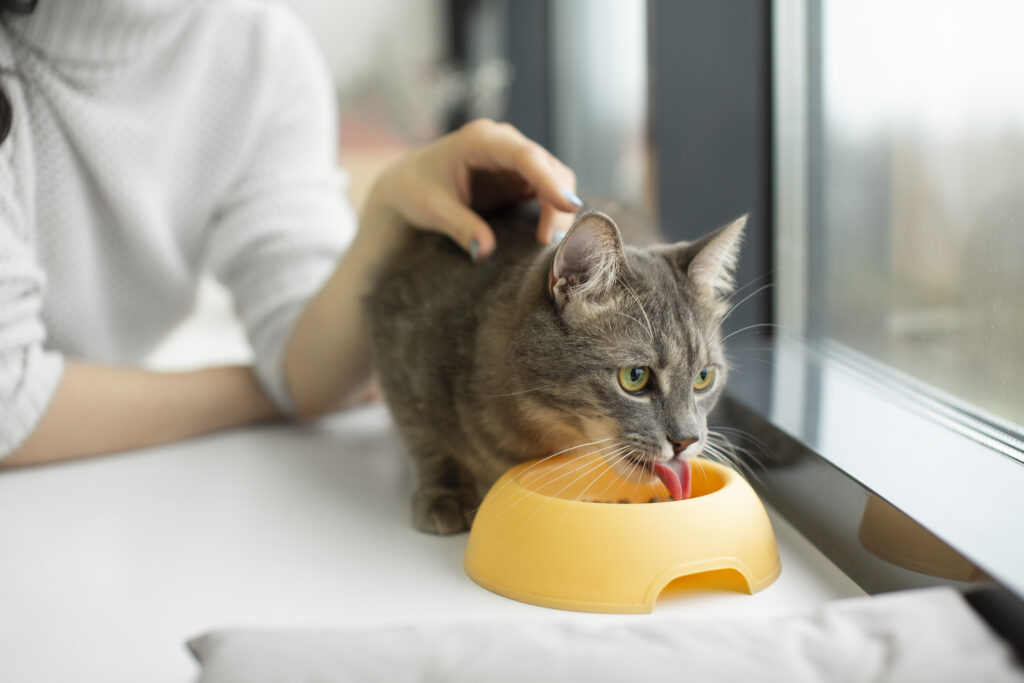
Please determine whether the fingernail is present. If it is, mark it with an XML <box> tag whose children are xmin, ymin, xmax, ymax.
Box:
<box><xmin>552</xmin><ymin>230</ymin><xmax>567</xmax><ymax>244</ymax></box>
<box><xmin>563</xmin><ymin>189</ymin><xmax>583</xmax><ymax>208</ymax></box>
<box><xmin>468</xmin><ymin>239</ymin><xmax>480</xmax><ymax>262</ymax></box>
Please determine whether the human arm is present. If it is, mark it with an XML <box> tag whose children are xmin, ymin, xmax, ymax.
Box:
<box><xmin>283</xmin><ymin>119</ymin><xmax>581</xmax><ymax>418</ymax></box>
<box><xmin>1</xmin><ymin>363</ymin><xmax>278</xmax><ymax>468</ymax></box>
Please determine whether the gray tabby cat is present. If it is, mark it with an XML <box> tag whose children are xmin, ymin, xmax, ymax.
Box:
<box><xmin>367</xmin><ymin>200</ymin><xmax>745</xmax><ymax>534</ymax></box>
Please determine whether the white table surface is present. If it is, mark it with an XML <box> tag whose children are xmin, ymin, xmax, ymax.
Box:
<box><xmin>0</xmin><ymin>282</ymin><xmax>865</xmax><ymax>682</ymax></box>
<box><xmin>0</xmin><ymin>402</ymin><xmax>866</xmax><ymax>683</ymax></box>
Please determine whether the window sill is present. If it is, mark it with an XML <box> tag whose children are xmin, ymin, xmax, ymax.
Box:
<box><xmin>719</xmin><ymin>332</ymin><xmax>1024</xmax><ymax>654</ymax></box>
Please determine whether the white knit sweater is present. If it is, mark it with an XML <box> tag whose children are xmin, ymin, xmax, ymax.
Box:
<box><xmin>0</xmin><ymin>0</ymin><xmax>355</xmax><ymax>455</ymax></box>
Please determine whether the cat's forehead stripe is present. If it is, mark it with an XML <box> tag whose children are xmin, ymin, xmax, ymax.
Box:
<box><xmin>639</xmin><ymin>263</ymin><xmax>713</xmax><ymax>372</ymax></box>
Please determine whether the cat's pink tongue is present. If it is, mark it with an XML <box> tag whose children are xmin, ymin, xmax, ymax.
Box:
<box><xmin>653</xmin><ymin>460</ymin><xmax>692</xmax><ymax>501</ymax></box>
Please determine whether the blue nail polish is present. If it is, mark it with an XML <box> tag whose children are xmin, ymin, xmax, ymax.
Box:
<box><xmin>469</xmin><ymin>239</ymin><xmax>480</xmax><ymax>262</ymax></box>
<box><xmin>563</xmin><ymin>189</ymin><xmax>583</xmax><ymax>208</ymax></box>
<box><xmin>552</xmin><ymin>230</ymin><xmax>567</xmax><ymax>244</ymax></box>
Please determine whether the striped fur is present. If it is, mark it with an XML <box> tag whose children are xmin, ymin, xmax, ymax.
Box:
<box><xmin>367</xmin><ymin>203</ymin><xmax>744</xmax><ymax>534</ymax></box>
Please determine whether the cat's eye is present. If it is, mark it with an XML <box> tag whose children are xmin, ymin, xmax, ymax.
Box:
<box><xmin>618</xmin><ymin>366</ymin><xmax>651</xmax><ymax>393</ymax></box>
<box><xmin>693</xmin><ymin>366</ymin><xmax>716</xmax><ymax>392</ymax></box>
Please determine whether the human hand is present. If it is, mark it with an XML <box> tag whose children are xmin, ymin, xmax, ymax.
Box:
<box><xmin>369</xmin><ymin>119</ymin><xmax>581</xmax><ymax>261</ymax></box>
<box><xmin>286</xmin><ymin>122</ymin><xmax>577</xmax><ymax>418</ymax></box>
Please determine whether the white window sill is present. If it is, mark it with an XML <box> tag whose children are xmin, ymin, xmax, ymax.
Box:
<box><xmin>722</xmin><ymin>332</ymin><xmax>1024</xmax><ymax>654</ymax></box>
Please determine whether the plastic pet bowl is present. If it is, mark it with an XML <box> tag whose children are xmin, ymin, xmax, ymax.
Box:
<box><xmin>464</xmin><ymin>455</ymin><xmax>781</xmax><ymax>613</ymax></box>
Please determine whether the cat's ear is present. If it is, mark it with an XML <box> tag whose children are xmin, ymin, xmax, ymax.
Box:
<box><xmin>549</xmin><ymin>211</ymin><xmax>626</xmax><ymax>317</ymax></box>
<box><xmin>665</xmin><ymin>214</ymin><xmax>746</xmax><ymax>298</ymax></box>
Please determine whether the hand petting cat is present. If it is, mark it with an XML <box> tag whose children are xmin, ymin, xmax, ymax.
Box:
<box><xmin>364</xmin><ymin>118</ymin><xmax>583</xmax><ymax>261</ymax></box>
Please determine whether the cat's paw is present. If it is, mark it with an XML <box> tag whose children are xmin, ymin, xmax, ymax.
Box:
<box><xmin>412</xmin><ymin>487</ymin><xmax>479</xmax><ymax>535</ymax></box>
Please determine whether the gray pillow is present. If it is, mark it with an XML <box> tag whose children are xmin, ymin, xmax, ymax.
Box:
<box><xmin>188</xmin><ymin>588</ymin><xmax>1024</xmax><ymax>683</ymax></box>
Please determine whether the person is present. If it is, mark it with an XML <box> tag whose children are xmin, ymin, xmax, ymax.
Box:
<box><xmin>0</xmin><ymin>0</ymin><xmax>580</xmax><ymax>467</ymax></box>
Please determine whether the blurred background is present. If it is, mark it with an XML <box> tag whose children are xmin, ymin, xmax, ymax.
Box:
<box><xmin>818</xmin><ymin>0</ymin><xmax>1024</xmax><ymax>427</ymax></box>
<box><xmin>150</xmin><ymin>0</ymin><xmax>1023</xmax><ymax>434</ymax></box>
<box><xmin>282</xmin><ymin>0</ymin><xmax>651</xmax><ymax>212</ymax></box>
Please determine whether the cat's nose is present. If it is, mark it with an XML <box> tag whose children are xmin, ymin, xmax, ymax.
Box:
<box><xmin>669</xmin><ymin>437</ymin><xmax>698</xmax><ymax>455</ymax></box>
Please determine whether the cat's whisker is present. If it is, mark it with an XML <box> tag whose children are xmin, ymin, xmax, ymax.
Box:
<box><xmin>702</xmin><ymin>436</ymin><xmax>765</xmax><ymax>486</ymax></box>
<box><xmin>721</xmin><ymin>282</ymin><xmax>775</xmax><ymax>325</ymax></box>
<box><xmin>518</xmin><ymin>450</ymin><xmax>628</xmax><ymax>529</ymax></box>
<box><xmin>571</xmin><ymin>458</ymin><xmax>611</xmax><ymax>504</ymax></box>
<box><xmin>546</xmin><ymin>436</ymin><xmax>619</xmax><ymax>458</ymax></box>
<box><xmin>711</xmin><ymin>441</ymin><xmax>769</xmax><ymax>481</ymax></box>
<box><xmin>709</xmin><ymin>426</ymin><xmax>772</xmax><ymax>466</ymax></box>
<box><xmin>720</xmin><ymin>322</ymin><xmax>784</xmax><ymax>344</ymax></box>
<box><xmin>468</xmin><ymin>438</ymin><xmax>618</xmax><ymax>518</ymax></box>
<box><xmin>601</xmin><ymin>447</ymin><xmax>645</xmax><ymax>502</ymax></box>
<box><xmin>628</xmin><ymin>450</ymin><xmax>646</xmax><ymax>501</ymax></box>
<box><xmin>485</xmin><ymin>440</ymin><xmax>626</xmax><ymax>520</ymax></box>
<box><xmin>606</xmin><ymin>446</ymin><xmax>646</xmax><ymax>502</ymax></box>
<box><xmin>479</xmin><ymin>435</ymin><xmax>619</xmax><ymax>501</ymax></box>
<box><xmin>632</xmin><ymin>453</ymin><xmax>659</xmax><ymax>500</ymax></box>
<box><xmin>589</xmin><ymin>448</ymin><xmax>636</xmax><ymax>503</ymax></box>
<box><xmin>524</xmin><ymin>436</ymin><xmax>620</xmax><ymax>470</ymax></box>
<box><xmin>610</xmin><ymin>448</ymin><xmax>643</xmax><ymax>501</ymax></box>
<box><xmin>556</xmin><ymin>448</ymin><xmax>633</xmax><ymax>524</ymax></box>
<box><xmin>726</xmin><ymin>353</ymin><xmax>778</xmax><ymax>369</ymax></box>
<box><xmin>523</xmin><ymin>442</ymin><xmax>628</xmax><ymax>491</ymax></box>
<box><xmin>483</xmin><ymin>384</ymin><xmax>556</xmax><ymax>398</ymax></box>
<box><xmin>693</xmin><ymin>455</ymin><xmax>708</xmax><ymax>485</ymax></box>
<box><xmin>554</xmin><ymin>446</ymin><xmax>650</xmax><ymax>523</ymax></box>
<box><xmin>700</xmin><ymin>442</ymin><xmax>735</xmax><ymax>477</ymax></box>
<box><xmin>702</xmin><ymin>442</ymin><xmax>729</xmax><ymax>467</ymax></box>
<box><xmin>715</xmin><ymin>276</ymin><xmax>774</xmax><ymax>330</ymax></box>
<box><xmin>562</xmin><ymin>446</ymin><xmax>631</xmax><ymax>495</ymax></box>
<box><xmin>707</xmin><ymin>275</ymin><xmax>774</xmax><ymax>342</ymax></box>
<box><xmin>729</xmin><ymin>270</ymin><xmax>775</xmax><ymax>301</ymax></box>
<box><xmin>471</xmin><ymin>437</ymin><xmax>621</xmax><ymax>516</ymax></box>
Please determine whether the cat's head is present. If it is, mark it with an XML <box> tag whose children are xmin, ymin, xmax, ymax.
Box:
<box><xmin>515</xmin><ymin>210</ymin><xmax>745</xmax><ymax>494</ymax></box>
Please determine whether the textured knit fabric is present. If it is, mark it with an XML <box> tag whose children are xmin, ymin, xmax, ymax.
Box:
<box><xmin>0</xmin><ymin>0</ymin><xmax>356</xmax><ymax>455</ymax></box>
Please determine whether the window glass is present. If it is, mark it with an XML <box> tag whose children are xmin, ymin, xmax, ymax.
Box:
<box><xmin>549</xmin><ymin>0</ymin><xmax>650</xmax><ymax>210</ymax></box>
<box><xmin>819</xmin><ymin>0</ymin><xmax>1024</xmax><ymax>427</ymax></box>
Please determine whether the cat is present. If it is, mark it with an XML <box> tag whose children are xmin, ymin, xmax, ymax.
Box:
<box><xmin>367</xmin><ymin>198</ymin><xmax>745</xmax><ymax>534</ymax></box>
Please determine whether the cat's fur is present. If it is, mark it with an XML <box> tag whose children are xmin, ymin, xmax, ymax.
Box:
<box><xmin>367</xmin><ymin>201</ymin><xmax>745</xmax><ymax>534</ymax></box>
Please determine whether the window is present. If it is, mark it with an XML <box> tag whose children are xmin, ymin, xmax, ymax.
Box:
<box><xmin>772</xmin><ymin>0</ymin><xmax>1024</xmax><ymax>620</ymax></box>
<box><xmin>815</xmin><ymin>0</ymin><xmax>1024</xmax><ymax>431</ymax></box>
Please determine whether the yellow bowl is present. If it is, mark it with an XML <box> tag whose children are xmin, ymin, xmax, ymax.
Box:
<box><xmin>464</xmin><ymin>455</ymin><xmax>781</xmax><ymax>613</ymax></box>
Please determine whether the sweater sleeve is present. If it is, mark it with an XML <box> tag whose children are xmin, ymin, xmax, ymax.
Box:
<box><xmin>0</xmin><ymin>130</ymin><xmax>64</xmax><ymax>459</ymax></box>
<box><xmin>204</xmin><ymin>7</ymin><xmax>356</xmax><ymax>415</ymax></box>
